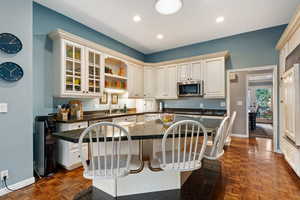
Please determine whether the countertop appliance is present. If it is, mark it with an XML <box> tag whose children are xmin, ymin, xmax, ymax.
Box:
<box><xmin>159</xmin><ymin>101</ymin><xmax>165</xmax><ymax>112</ymax></box>
<box><xmin>177</xmin><ymin>81</ymin><xmax>203</xmax><ymax>97</ymax></box>
<box><xmin>34</xmin><ymin>115</ymin><xmax>57</xmax><ymax>177</ymax></box>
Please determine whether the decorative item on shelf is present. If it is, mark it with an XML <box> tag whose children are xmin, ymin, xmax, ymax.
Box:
<box><xmin>119</xmin><ymin>66</ymin><xmax>125</xmax><ymax>77</ymax></box>
<box><xmin>0</xmin><ymin>33</ymin><xmax>23</xmax><ymax>54</ymax></box>
<box><xmin>100</xmin><ymin>92</ymin><xmax>108</xmax><ymax>104</ymax></box>
<box><xmin>111</xmin><ymin>94</ymin><xmax>118</xmax><ymax>104</ymax></box>
<box><xmin>0</xmin><ymin>62</ymin><xmax>24</xmax><ymax>82</ymax></box>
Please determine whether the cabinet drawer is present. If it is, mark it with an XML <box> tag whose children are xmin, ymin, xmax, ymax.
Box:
<box><xmin>69</xmin><ymin>122</ymin><xmax>88</xmax><ymax>130</ymax></box>
<box><xmin>70</xmin><ymin>143</ymin><xmax>87</xmax><ymax>150</ymax></box>
<box><xmin>58</xmin><ymin>121</ymin><xmax>88</xmax><ymax>132</ymax></box>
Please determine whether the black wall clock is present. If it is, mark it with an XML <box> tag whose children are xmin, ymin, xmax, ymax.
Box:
<box><xmin>0</xmin><ymin>62</ymin><xmax>24</xmax><ymax>82</ymax></box>
<box><xmin>0</xmin><ymin>33</ymin><xmax>23</xmax><ymax>54</ymax></box>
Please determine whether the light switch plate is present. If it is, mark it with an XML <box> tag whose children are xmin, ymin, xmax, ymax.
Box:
<box><xmin>220</xmin><ymin>102</ymin><xmax>226</xmax><ymax>107</ymax></box>
<box><xmin>0</xmin><ymin>103</ymin><xmax>8</xmax><ymax>113</ymax></box>
<box><xmin>199</xmin><ymin>103</ymin><xmax>204</xmax><ymax>108</ymax></box>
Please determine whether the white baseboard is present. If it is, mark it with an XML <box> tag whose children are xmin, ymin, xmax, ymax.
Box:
<box><xmin>0</xmin><ymin>177</ymin><xmax>35</xmax><ymax>197</ymax></box>
<box><xmin>231</xmin><ymin>133</ymin><xmax>249</xmax><ymax>138</ymax></box>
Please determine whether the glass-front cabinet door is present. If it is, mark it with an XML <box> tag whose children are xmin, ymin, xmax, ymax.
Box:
<box><xmin>63</xmin><ymin>40</ymin><xmax>84</xmax><ymax>95</ymax></box>
<box><xmin>86</xmin><ymin>48</ymin><xmax>102</xmax><ymax>96</ymax></box>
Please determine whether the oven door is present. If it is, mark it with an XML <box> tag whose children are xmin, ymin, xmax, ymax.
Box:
<box><xmin>177</xmin><ymin>82</ymin><xmax>202</xmax><ymax>97</ymax></box>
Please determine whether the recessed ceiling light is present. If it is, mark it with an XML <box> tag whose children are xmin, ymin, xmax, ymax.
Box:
<box><xmin>133</xmin><ymin>15</ymin><xmax>142</xmax><ymax>22</ymax></box>
<box><xmin>155</xmin><ymin>0</ymin><xmax>183</xmax><ymax>15</ymax></box>
<box><xmin>216</xmin><ymin>16</ymin><xmax>225</xmax><ymax>23</ymax></box>
<box><xmin>156</xmin><ymin>34</ymin><xmax>164</xmax><ymax>39</ymax></box>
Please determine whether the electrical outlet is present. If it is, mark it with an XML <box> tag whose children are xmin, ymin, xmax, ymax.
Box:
<box><xmin>1</xmin><ymin>170</ymin><xmax>8</xmax><ymax>181</ymax></box>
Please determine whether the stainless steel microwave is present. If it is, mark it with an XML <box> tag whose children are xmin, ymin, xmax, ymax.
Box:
<box><xmin>177</xmin><ymin>81</ymin><xmax>204</xmax><ymax>97</ymax></box>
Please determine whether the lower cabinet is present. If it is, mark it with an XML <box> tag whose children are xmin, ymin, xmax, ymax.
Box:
<box><xmin>57</xmin><ymin>139</ymin><xmax>88</xmax><ymax>170</ymax></box>
<box><xmin>57</xmin><ymin>122</ymin><xmax>89</xmax><ymax>170</ymax></box>
<box><xmin>113</xmin><ymin>116</ymin><xmax>137</xmax><ymax>124</ymax></box>
<box><xmin>281</xmin><ymin>136</ymin><xmax>300</xmax><ymax>177</ymax></box>
<box><xmin>144</xmin><ymin>114</ymin><xmax>160</xmax><ymax>121</ymax></box>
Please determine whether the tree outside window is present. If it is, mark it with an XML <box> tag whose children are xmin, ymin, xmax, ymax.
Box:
<box><xmin>256</xmin><ymin>88</ymin><xmax>272</xmax><ymax>120</ymax></box>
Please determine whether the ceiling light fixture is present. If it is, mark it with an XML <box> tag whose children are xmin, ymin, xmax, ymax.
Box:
<box><xmin>133</xmin><ymin>15</ymin><xmax>142</xmax><ymax>22</ymax></box>
<box><xmin>216</xmin><ymin>16</ymin><xmax>225</xmax><ymax>23</ymax></box>
<box><xmin>156</xmin><ymin>34</ymin><xmax>164</xmax><ymax>39</ymax></box>
<box><xmin>155</xmin><ymin>0</ymin><xmax>183</xmax><ymax>15</ymax></box>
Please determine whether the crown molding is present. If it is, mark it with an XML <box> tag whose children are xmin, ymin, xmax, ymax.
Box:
<box><xmin>276</xmin><ymin>5</ymin><xmax>300</xmax><ymax>50</ymax></box>
<box><xmin>49</xmin><ymin>29</ymin><xmax>229</xmax><ymax>67</ymax></box>
<box><xmin>144</xmin><ymin>51</ymin><xmax>229</xmax><ymax>67</ymax></box>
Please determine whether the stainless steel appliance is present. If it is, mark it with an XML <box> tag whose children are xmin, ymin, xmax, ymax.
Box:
<box><xmin>159</xmin><ymin>101</ymin><xmax>165</xmax><ymax>112</ymax></box>
<box><xmin>34</xmin><ymin>116</ymin><xmax>57</xmax><ymax>177</ymax></box>
<box><xmin>177</xmin><ymin>81</ymin><xmax>203</xmax><ymax>97</ymax></box>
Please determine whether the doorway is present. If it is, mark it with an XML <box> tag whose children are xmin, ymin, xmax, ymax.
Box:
<box><xmin>247</xmin><ymin>74</ymin><xmax>273</xmax><ymax>139</ymax></box>
<box><xmin>227</xmin><ymin>65</ymin><xmax>278</xmax><ymax>152</ymax></box>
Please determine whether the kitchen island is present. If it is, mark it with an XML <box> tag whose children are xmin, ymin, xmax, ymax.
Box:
<box><xmin>53</xmin><ymin>117</ymin><xmax>222</xmax><ymax>197</ymax></box>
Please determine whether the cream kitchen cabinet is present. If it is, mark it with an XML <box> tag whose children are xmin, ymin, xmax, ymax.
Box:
<box><xmin>203</xmin><ymin>57</ymin><xmax>225</xmax><ymax>98</ymax></box>
<box><xmin>56</xmin><ymin>122</ymin><xmax>89</xmax><ymax>170</ymax></box>
<box><xmin>128</xmin><ymin>63</ymin><xmax>144</xmax><ymax>98</ymax></box>
<box><xmin>177</xmin><ymin>61</ymin><xmax>202</xmax><ymax>82</ymax></box>
<box><xmin>289</xmin><ymin>26</ymin><xmax>300</xmax><ymax>54</ymax></box>
<box><xmin>156</xmin><ymin>65</ymin><xmax>178</xmax><ymax>99</ymax></box>
<box><xmin>52</xmin><ymin>39</ymin><xmax>103</xmax><ymax>98</ymax></box>
<box><xmin>144</xmin><ymin>67</ymin><xmax>156</xmax><ymax>98</ymax></box>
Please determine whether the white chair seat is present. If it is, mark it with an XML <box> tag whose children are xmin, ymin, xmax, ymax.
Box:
<box><xmin>84</xmin><ymin>155</ymin><xmax>142</xmax><ymax>179</ymax></box>
<box><xmin>151</xmin><ymin>151</ymin><xmax>202</xmax><ymax>171</ymax></box>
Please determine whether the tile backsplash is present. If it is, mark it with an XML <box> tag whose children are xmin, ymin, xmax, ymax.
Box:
<box><xmin>162</xmin><ymin>97</ymin><xmax>226</xmax><ymax>110</ymax></box>
<box><xmin>53</xmin><ymin>93</ymin><xmax>158</xmax><ymax>113</ymax></box>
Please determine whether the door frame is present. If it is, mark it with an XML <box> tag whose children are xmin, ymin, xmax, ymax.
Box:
<box><xmin>226</xmin><ymin>65</ymin><xmax>279</xmax><ymax>152</ymax></box>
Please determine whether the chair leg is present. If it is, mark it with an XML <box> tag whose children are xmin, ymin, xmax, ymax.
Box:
<box><xmin>115</xmin><ymin>177</ymin><xmax>117</xmax><ymax>199</ymax></box>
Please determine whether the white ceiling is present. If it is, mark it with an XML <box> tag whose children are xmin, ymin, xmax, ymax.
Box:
<box><xmin>35</xmin><ymin>0</ymin><xmax>300</xmax><ymax>54</ymax></box>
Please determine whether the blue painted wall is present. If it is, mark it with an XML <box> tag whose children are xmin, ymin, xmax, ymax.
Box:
<box><xmin>151</xmin><ymin>25</ymin><xmax>286</xmax><ymax>109</ymax></box>
<box><xmin>33</xmin><ymin>3</ymin><xmax>145</xmax><ymax>61</ymax></box>
<box><xmin>0</xmin><ymin>0</ymin><xmax>33</xmax><ymax>187</ymax></box>
<box><xmin>33</xmin><ymin>2</ymin><xmax>286</xmax><ymax>114</ymax></box>
<box><xmin>33</xmin><ymin>3</ymin><xmax>145</xmax><ymax>116</ymax></box>
<box><xmin>145</xmin><ymin>25</ymin><xmax>286</xmax><ymax>69</ymax></box>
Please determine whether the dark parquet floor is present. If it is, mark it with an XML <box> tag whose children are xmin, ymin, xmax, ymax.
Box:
<box><xmin>1</xmin><ymin>137</ymin><xmax>300</xmax><ymax>200</ymax></box>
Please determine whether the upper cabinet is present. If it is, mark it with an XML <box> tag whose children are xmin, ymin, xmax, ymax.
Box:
<box><xmin>86</xmin><ymin>48</ymin><xmax>102</xmax><ymax>96</ymax></box>
<box><xmin>144</xmin><ymin>67</ymin><xmax>156</xmax><ymax>98</ymax></box>
<box><xmin>64</xmin><ymin>40</ymin><xmax>85</xmax><ymax>95</ymax></box>
<box><xmin>52</xmin><ymin>39</ymin><xmax>103</xmax><ymax>97</ymax></box>
<box><xmin>50</xmin><ymin>30</ymin><xmax>228</xmax><ymax>99</ymax></box>
<box><xmin>128</xmin><ymin>63</ymin><xmax>144</xmax><ymax>98</ymax></box>
<box><xmin>177</xmin><ymin>61</ymin><xmax>202</xmax><ymax>82</ymax></box>
<box><xmin>176</xmin><ymin>58</ymin><xmax>225</xmax><ymax>99</ymax></box>
<box><xmin>203</xmin><ymin>57</ymin><xmax>225</xmax><ymax>99</ymax></box>
<box><xmin>156</xmin><ymin>65</ymin><xmax>178</xmax><ymax>99</ymax></box>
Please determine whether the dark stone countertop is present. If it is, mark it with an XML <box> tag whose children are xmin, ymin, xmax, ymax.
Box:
<box><xmin>53</xmin><ymin>118</ymin><xmax>222</xmax><ymax>143</ymax></box>
<box><xmin>54</xmin><ymin>108</ymin><xmax>226</xmax><ymax>124</ymax></box>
